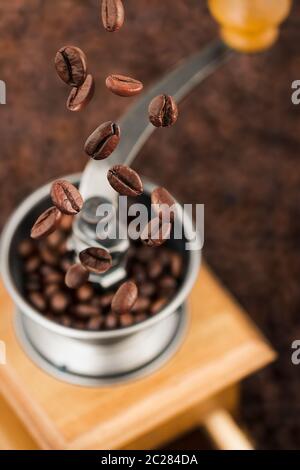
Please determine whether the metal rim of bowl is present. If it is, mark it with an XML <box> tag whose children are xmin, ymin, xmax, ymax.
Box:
<box><xmin>0</xmin><ymin>173</ymin><xmax>201</xmax><ymax>340</ymax></box>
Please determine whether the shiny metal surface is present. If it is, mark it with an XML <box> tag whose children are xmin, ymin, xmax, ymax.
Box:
<box><xmin>14</xmin><ymin>305</ymin><xmax>188</xmax><ymax>386</ymax></box>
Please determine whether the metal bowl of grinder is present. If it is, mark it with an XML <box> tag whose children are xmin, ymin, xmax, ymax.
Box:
<box><xmin>0</xmin><ymin>175</ymin><xmax>200</xmax><ymax>383</ymax></box>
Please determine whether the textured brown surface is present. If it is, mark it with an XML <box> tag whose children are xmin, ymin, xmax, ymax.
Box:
<box><xmin>0</xmin><ymin>0</ymin><xmax>300</xmax><ymax>449</ymax></box>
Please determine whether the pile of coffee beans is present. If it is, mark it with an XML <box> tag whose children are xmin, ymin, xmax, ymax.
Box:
<box><xmin>20</xmin><ymin>218</ymin><xmax>183</xmax><ymax>331</ymax></box>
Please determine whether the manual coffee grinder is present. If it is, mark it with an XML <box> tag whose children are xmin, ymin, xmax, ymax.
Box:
<box><xmin>0</xmin><ymin>0</ymin><xmax>289</xmax><ymax>450</ymax></box>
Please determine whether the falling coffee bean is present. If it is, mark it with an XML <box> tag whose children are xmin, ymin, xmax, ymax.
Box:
<box><xmin>107</xmin><ymin>165</ymin><xmax>143</xmax><ymax>196</ymax></box>
<box><xmin>84</xmin><ymin>121</ymin><xmax>120</xmax><ymax>160</ymax></box>
<box><xmin>140</xmin><ymin>217</ymin><xmax>171</xmax><ymax>247</ymax></box>
<box><xmin>111</xmin><ymin>280</ymin><xmax>138</xmax><ymax>314</ymax></box>
<box><xmin>51</xmin><ymin>180</ymin><xmax>83</xmax><ymax>215</ymax></box>
<box><xmin>151</xmin><ymin>187</ymin><xmax>176</xmax><ymax>221</ymax></box>
<box><xmin>101</xmin><ymin>0</ymin><xmax>125</xmax><ymax>32</ymax></box>
<box><xmin>67</xmin><ymin>74</ymin><xmax>95</xmax><ymax>111</ymax></box>
<box><xmin>105</xmin><ymin>74</ymin><xmax>143</xmax><ymax>97</ymax></box>
<box><xmin>31</xmin><ymin>207</ymin><xmax>62</xmax><ymax>240</ymax></box>
<box><xmin>65</xmin><ymin>263</ymin><xmax>89</xmax><ymax>289</ymax></box>
<box><xmin>148</xmin><ymin>94</ymin><xmax>178</xmax><ymax>127</ymax></box>
<box><xmin>55</xmin><ymin>46</ymin><xmax>87</xmax><ymax>86</ymax></box>
<box><xmin>79</xmin><ymin>247</ymin><xmax>112</xmax><ymax>273</ymax></box>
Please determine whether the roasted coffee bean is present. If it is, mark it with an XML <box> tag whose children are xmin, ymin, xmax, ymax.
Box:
<box><xmin>119</xmin><ymin>313</ymin><xmax>134</xmax><ymax>327</ymax></box>
<box><xmin>39</xmin><ymin>247</ymin><xmax>59</xmax><ymax>266</ymax></box>
<box><xmin>148</xmin><ymin>259</ymin><xmax>163</xmax><ymax>280</ymax></box>
<box><xmin>31</xmin><ymin>207</ymin><xmax>61</xmax><ymax>240</ymax></box>
<box><xmin>46</xmin><ymin>230</ymin><xmax>64</xmax><ymax>249</ymax></box>
<box><xmin>150</xmin><ymin>297</ymin><xmax>168</xmax><ymax>315</ymax></box>
<box><xmin>24</xmin><ymin>256</ymin><xmax>41</xmax><ymax>273</ymax></box>
<box><xmin>104</xmin><ymin>312</ymin><xmax>118</xmax><ymax>329</ymax></box>
<box><xmin>131</xmin><ymin>263</ymin><xmax>147</xmax><ymax>283</ymax></box>
<box><xmin>18</xmin><ymin>239</ymin><xmax>35</xmax><ymax>258</ymax></box>
<box><xmin>170</xmin><ymin>252</ymin><xmax>183</xmax><ymax>278</ymax></box>
<box><xmin>131</xmin><ymin>297</ymin><xmax>150</xmax><ymax>313</ymax></box>
<box><xmin>74</xmin><ymin>304</ymin><xmax>100</xmax><ymax>318</ymax></box>
<box><xmin>148</xmin><ymin>94</ymin><xmax>178</xmax><ymax>127</ymax></box>
<box><xmin>151</xmin><ymin>187</ymin><xmax>176</xmax><ymax>221</ymax></box>
<box><xmin>44</xmin><ymin>283</ymin><xmax>60</xmax><ymax>298</ymax></box>
<box><xmin>111</xmin><ymin>280</ymin><xmax>138</xmax><ymax>314</ymax></box>
<box><xmin>99</xmin><ymin>292</ymin><xmax>114</xmax><ymax>308</ymax></box>
<box><xmin>87</xmin><ymin>316</ymin><xmax>104</xmax><ymax>331</ymax></box>
<box><xmin>28</xmin><ymin>292</ymin><xmax>47</xmax><ymax>312</ymax></box>
<box><xmin>84</xmin><ymin>121</ymin><xmax>120</xmax><ymax>160</ymax></box>
<box><xmin>76</xmin><ymin>284</ymin><xmax>94</xmax><ymax>302</ymax></box>
<box><xmin>101</xmin><ymin>0</ymin><xmax>125</xmax><ymax>32</ymax></box>
<box><xmin>54</xmin><ymin>46</ymin><xmax>87</xmax><ymax>86</ymax></box>
<box><xmin>60</xmin><ymin>257</ymin><xmax>73</xmax><ymax>273</ymax></box>
<box><xmin>138</xmin><ymin>281</ymin><xmax>156</xmax><ymax>298</ymax></box>
<box><xmin>140</xmin><ymin>217</ymin><xmax>171</xmax><ymax>247</ymax></box>
<box><xmin>105</xmin><ymin>74</ymin><xmax>143</xmax><ymax>97</ymax></box>
<box><xmin>79</xmin><ymin>247</ymin><xmax>112</xmax><ymax>274</ymax></box>
<box><xmin>26</xmin><ymin>280</ymin><xmax>41</xmax><ymax>292</ymax></box>
<box><xmin>51</xmin><ymin>180</ymin><xmax>83</xmax><ymax>215</ymax></box>
<box><xmin>49</xmin><ymin>291</ymin><xmax>70</xmax><ymax>313</ymax></box>
<box><xmin>65</xmin><ymin>263</ymin><xmax>89</xmax><ymax>289</ymax></box>
<box><xmin>107</xmin><ymin>165</ymin><xmax>143</xmax><ymax>196</ymax></box>
<box><xmin>60</xmin><ymin>215</ymin><xmax>73</xmax><ymax>232</ymax></box>
<box><xmin>134</xmin><ymin>245</ymin><xmax>153</xmax><ymax>263</ymax></box>
<box><xmin>67</xmin><ymin>74</ymin><xmax>95</xmax><ymax>111</ymax></box>
<box><xmin>159</xmin><ymin>275</ymin><xmax>177</xmax><ymax>295</ymax></box>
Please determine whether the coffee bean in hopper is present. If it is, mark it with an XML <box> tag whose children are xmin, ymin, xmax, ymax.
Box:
<box><xmin>79</xmin><ymin>247</ymin><xmax>112</xmax><ymax>274</ymax></box>
<box><xmin>51</xmin><ymin>180</ymin><xmax>83</xmax><ymax>215</ymax></box>
<box><xmin>54</xmin><ymin>46</ymin><xmax>87</xmax><ymax>86</ymax></box>
<box><xmin>30</xmin><ymin>207</ymin><xmax>62</xmax><ymax>240</ymax></box>
<box><xmin>107</xmin><ymin>164</ymin><xmax>143</xmax><ymax>196</ymax></box>
<box><xmin>111</xmin><ymin>280</ymin><xmax>138</xmax><ymax>314</ymax></box>
<box><xmin>105</xmin><ymin>74</ymin><xmax>143</xmax><ymax>97</ymax></box>
<box><xmin>148</xmin><ymin>94</ymin><xmax>178</xmax><ymax>127</ymax></box>
<box><xmin>67</xmin><ymin>74</ymin><xmax>95</xmax><ymax>111</ymax></box>
<box><xmin>84</xmin><ymin>121</ymin><xmax>120</xmax><ymax>160</ymax></box>
<box><xmin>65</xmin><ymin>263</ymin><xmax>89</xmax><ymax>289</ymax></box>
<box><xmin>101</xmin><ymin>0</ymin><xmax>125</xmax><ymax>32</ymax></box>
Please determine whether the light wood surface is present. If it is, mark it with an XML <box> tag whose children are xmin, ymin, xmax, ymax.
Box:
<box><xmin>0</xmin><ymin>264</ymin><xmax>275</xmax><ymax>450</ymax></box>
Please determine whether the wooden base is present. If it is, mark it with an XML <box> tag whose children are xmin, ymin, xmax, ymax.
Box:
<box><xmin>0</xmin><ymin>264</ymin><xmax>275</xmax><ymax>450</ymax></box>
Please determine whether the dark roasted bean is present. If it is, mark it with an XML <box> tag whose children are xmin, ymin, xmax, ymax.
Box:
<box><xmin>67</xmin><ymin>74</ymin><xmax>95</xmax><ymax>111</ymax></box>
<box><xmin>111</xmin><ymin>280</ymin><xmax>138</xmax><ymax>314</ymax></box>
<box><xmin>49</xmin><ymin>291</ymin><xmax>70</xmax><ymax>314</ymax></box>
<box><xmin>54</xmin><ymin>46</ymin><xmax>87</xmax><ymax>86</ymax></box>
<box><xmin>107</xmin><ymin>164</ymin><xmax>143</xmax><ymax>196</ymax></box>
<box><xmin>24</xmin><ymin>256</ymin><xmax>41</xmax><ymax>273</ymax></box>
<box><xmin>87</xmin><ymin>316</ymin><xmax>104</xmax><ymax>330</ymax></box>
<box><xmin>39</xmin><ymin>246</ymin><xmax>59</xmax><ymax>266</ymax></box>
<box><xmin>51</xmin><ymin>180</ymin><xmax>83</xmax><ymax>215</ymax></box>
<box><xmin>147</xmin><ymin>259</ymin><xmax>163</xmax><ymax>280</ymax></box>
<box><xmin>151</xmin><ymin>187</ymin><xmax>176</xmax><ymax>221</ymax></box>
<box><xmin>105</xmin><ymin>74</ymin><xmax>143</xmax><ymax>97</ymax></box>
<box><xmin>119</xmin><ymin>313</ymin><xmax>134</xmax><ymax>327</ymax></box>
<box><xmin>31</xmin><ymin>207</ymin><xmax>61</xmax><ymax>240</ymax></box>
<box><xmin>65</xmin><ymin>263</ymin><xmax>89</xmax><ymax>289</ymax></box>
<box><xmin>74</xmin><ymin>304</ymin><xmax>100</xmax><ymax>318</ymax></box>
<box><xmin>140</xmin><ymin>217</ymin><xmax>171</xmax><ymax>247</ymax></box>
<box><xmin>28</xmin><ymin>291</ymin><xmax>47</xmax><ymax>312</ymax></box>
<box><xmin>101</xmin><ymin>0</ymin><xmax>125</xmax><ymax>32</ymax></box>
<box><xmin>79</xmin><ymin>247</ymin><xmax>112</xmax><ymax>274</ymax></box>
<box><xmin>150</xmin><ymin>297</ymin><xmax>168</xmax><ymax>315</ymax></box>
<box><xmin>18</xmin><ymin>239</ymin><xmax>35</xmax><ymax>258</ymax></box>
<box><xmin>139</xmin><ymin>281</ymin><xmax>156</xmax><ymax>298</ymax></box>
<box><xmin>76</xmin><ymin>284</ymin><xmax>94</xmax><ymax>302</ymax></box>
<box><xmin>148</xmin><ymin>94</ymin><xmax>178</xmax><ymax>127</ymax></box>
<box><xmin>84</xmin><ymin>121</ymin><xmax>120</xmax><ymax>160</ymax></box>
<box><xmin>99</xmin><ymin>292</ymin><xmax>114</xmax><ymax>308</ymax></box>
<box><xmin>131</xmin><ymin>297</ymin><xmax>150</xmax><ymax>313</ymax></box>
<box><xmin>170</xmin><ymin>252</ymin><xmax>183</xmax><ymax>278</ymax></box>
<box><xmin>104</xmin><ymin>312</ymin><xmax>118</xmax><ymax>329</ymax></box>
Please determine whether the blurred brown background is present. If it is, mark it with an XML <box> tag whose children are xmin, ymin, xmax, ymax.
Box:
<box><xmin>1</xmin><ymin>0</ymin><xmax>300</xmax><ymax>449</ymax></box>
